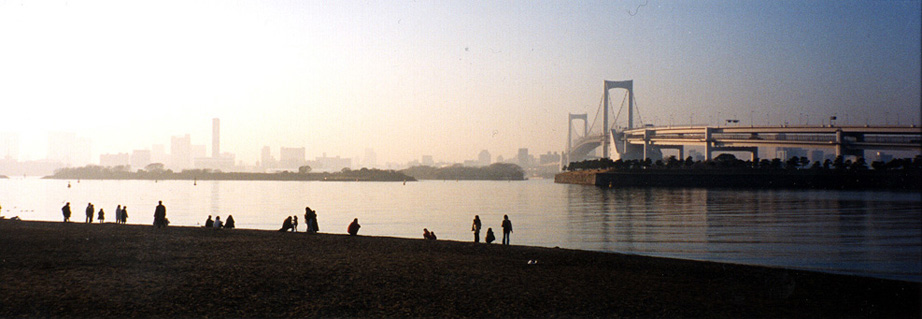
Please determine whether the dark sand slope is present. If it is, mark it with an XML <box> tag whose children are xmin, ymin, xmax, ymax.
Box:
<box><xmin>1</xmin><ymin>220</ymin><xmax>918</xmax><ymax>318</ymax></box>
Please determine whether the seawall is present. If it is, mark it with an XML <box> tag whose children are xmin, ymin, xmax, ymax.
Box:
<box><xmin>555</xmin><ymin>169</ymin><xmax>922</xmax><ymax>189</ymax></box>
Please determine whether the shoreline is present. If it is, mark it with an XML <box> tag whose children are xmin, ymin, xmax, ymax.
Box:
<box><xmin>2</xmin><ymin>220</ymin><xmax>919</xmax><ymax>317</ymax></box>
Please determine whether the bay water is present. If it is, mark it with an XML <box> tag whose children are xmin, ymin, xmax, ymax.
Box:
<box><xmin>1</xmin><ymin>177</ymin><xmax>918</xmax><ymax>282</ymax></box>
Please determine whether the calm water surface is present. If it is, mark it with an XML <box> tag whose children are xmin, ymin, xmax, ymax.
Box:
<box><xmin>1</xmin><ymin>177</ymin><xmax>919</xmax><ymax>282</ymax></box>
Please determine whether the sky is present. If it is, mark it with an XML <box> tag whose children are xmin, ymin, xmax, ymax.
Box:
<box><xmin>1</xmin><ymin>0</ymin><xmax>920</xmax><ymax>165</ymax></box>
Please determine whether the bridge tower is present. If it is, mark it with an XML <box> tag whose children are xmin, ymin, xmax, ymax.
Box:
<box><xmin>603</xmin><ymin>80</ymin><xmax>634</xmax><ymax>158</ymax></box>
<box><xmin>565</xmin><ymin>113</ymin><xmax>588</xmax><ymax>165</ymax></box>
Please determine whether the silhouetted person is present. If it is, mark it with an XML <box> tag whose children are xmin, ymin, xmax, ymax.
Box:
<box><xmin>153</xmin><ymin>201</ymin><xmax>167</xmax><ymax>228</ymax></box>
<box><xmin>85</xmin><ymin>203</ymin><xmax>94</xmax><ymax>223</ymax></box>
<box><xmin>430</xmin><ymin>231</ymin><xmax>437</xmax><ymax>240</ymax></box>
<box><xmin>423</xmin><ymin>228</ymin><xmax>432</xmax><ymax>240</ymax></box>
<box><xmin>62</xmin><ymin>202</ymin><xmax>71</xmax><ymax>222</ymax></box>
<box><xmin>305</xmin><ymin>206</ymin><xmax>319</xmax><ymax>234</ymax></box>
<box><xmin>292</xmin><ymin>216</ymin><xmax>298</xmax><ymax>232</ymax></box>
<box><xmin>115</xmin><ymin>205</ymin><xmax>122</xmax><ymax>224</ymax></box>
<box><xmin>224</xmin><ymin>215</ymin><xmax>235</xmax><ymax>229</ymax></box>
<box><xmin>205</xmin><ymin>215</ymin><xmax>214</xmax><ymax>228</ymax></box>
<box><xmin>472</xmin><ymin>215</ymin><xmax>482</xmax><ymax>243</ymax></box>
<box><xmin>97</xmin><ymin>208</ymin><xmax>105</xmax><ymax>223</ymax></box>
<box><xmin>501</xmin><ymin>215</ymin><xmax>513</xmax><ymax>245</ymax></box>
<box><xmin>121</xmin><ymin>206</ymin><xmax>128</xmax><ymax>224</ymax></box>
<box><xmin>214</xmin><ymin>216</ymin><xmax>223</xmax><ymax>229</ymax></box>
<box><xmin>485</xmin><ymin>228</ymin><xmax>495</xmax><ymax>244</ymax></box>
<box><xmin>347</xmin><ymin>218</ymin><xmax>360</xmax><ymax>236</ymax></box>
<box><xmin>278</xmin><ymin>216</ymin><xmax>294</xmax><ymax>232</ymax></box>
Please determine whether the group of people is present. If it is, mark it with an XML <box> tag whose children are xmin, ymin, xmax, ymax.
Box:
<box><xmin>422</xmin><ymin>228</ymin><xmax>437</xmax><ymax>240</ymax></box>
<box><xmin>471</xmin><ymin>214</ymin><xmax>513</xmax><ymax>245</ymax></box>
<box><xmin>204</xmin><ymin>215</ymin><xmax>235</xmax><ymax>229</ymax></box>
<box><xmin>61</xmin><ymin>202</ymin><xmax>128</xmax><ymax>224</ymax></box>
<box><xmin>279</xmin><ymin>206</ymin><xmax>321</xmax><ymax>233</ymax></box>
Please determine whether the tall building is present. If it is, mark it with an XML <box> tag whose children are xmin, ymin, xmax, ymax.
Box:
<box><xmin>478</xmin><ymin>150</ymin><xmax>491</xmax><ymax>166</ymax></box>
<box><xmin>363</xmin><ymin>148</ymin><xmax>377</xmax><ymax>168</ymax></box>
<box><xmin>0</xmin><ymin>132</ymin><xmax>19</xmax><ymax>161</ymax></box>
<box><xmin>47</xmin><ymin>132</ymin><xmax>91</xmax><ymax>167</ymax></box>
<box><xmin>212</xmin><ymin>118</ymin><xmax>220</xmax><ymax>158</ymax></box>
<box><xmin>131</xmin><ymin>150</ymin><xmax>151</xmax><ymax>171</ymax></box>
<box><xmin>280</xmin><ymin>147</ymin><xmax>306</xmax><ymax>169</ymax></box>
<box><xmin>261</xmin><ymin>146</ymin><xmax>276</xmax><ymax>169</ymax></box>
<box><xmin>170</xmin><ymin>134</ymin><xmax>191</xmax><ymax>170</ymax></box>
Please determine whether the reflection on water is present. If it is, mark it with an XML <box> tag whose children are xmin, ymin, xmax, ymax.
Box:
<box><xmin>0</xmin><ymin>178</ymin><xmax>919</xmax><ymax>282</ymax></box>
<box><xmin>565</xmin><ymin>186</ymin><xmax>921</xmax><ymax>282</ymax></box>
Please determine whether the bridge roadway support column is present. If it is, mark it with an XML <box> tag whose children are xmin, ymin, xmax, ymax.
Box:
<box><xmin>567</xmin><ymin>113</ymin><xmax>588</xmax><ymax>164</ymax></box>
<box><xmin>704</xmin><ymin>127</ymin><xmax>713</xmax><ymax>161</ymax></box>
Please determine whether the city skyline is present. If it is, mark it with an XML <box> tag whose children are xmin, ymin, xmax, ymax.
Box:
<box><xmin>2</xmin><ymin>1</ymin><xmax>919</xmax><ymax>165</ymax></box>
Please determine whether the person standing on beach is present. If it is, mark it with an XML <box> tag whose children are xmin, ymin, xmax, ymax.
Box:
<box><xmin>471</xmin><ymin>215</ymin><xmax>482</xmax><ymax>243</ymax></box>
<box><xmin>62</xmin><ymin>202</ymin><xmax>71</xmax><ymax>222</ymax></box>
<box><xmin>292</xmin><ymin>216</ymin><xmax>298</xmax><ymax>232</ymax></box>
<box><xmin>115</xmin><ymin>205</ymin><xmax>122</xmax><ymax>224</ymax></box>
<box><xmin>121</xmin><ymin>206</ymin><xmax>128</xmax><ymax>224</ymax></box>
<box><xmin>97</xmin><ymin>208</ymin><xmax>105</xmax><ymax>223</ymax></box>
<box><xmin>305</xmin><ymin>207</ymin><xmax>319</xmax><ymax>234</ymax></box>
<box><xmin>347</xmin><ymin>218</ymin><xmax>361</xmax><ymax>236</ymax></box>
<box><xmin>85</xmin><ymin>203</ymin><xmax>94</xmax><ymax>223</ymax></box>
<box><xmin>485</xmin><ymin>228</ymin><xmax>495</xmax><ymax>244</ymax></box>
<box><xmin>501</xmin><ymin>215</ymin><xmax>513</xmax><ymax>245</ymax></box>
<box><xmin>153</xmin><ymin>201</ymin><xmax>167</xmax><ymax>228</ymax></box>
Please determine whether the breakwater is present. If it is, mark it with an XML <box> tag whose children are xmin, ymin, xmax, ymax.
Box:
<box><xmin>555</xmin><ymin>169</ymin><xmax>922</xmax><ymax>189</ymax></box>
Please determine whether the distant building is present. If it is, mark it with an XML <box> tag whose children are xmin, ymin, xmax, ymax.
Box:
<box><xmin>280</xmin><ymin>147</ymin><xmax>306</xmax><ymax>169</ymax></box>
<box><xmin>100</xmin><ymin>153</ymin><xmax>130</xmax><ymax>167</ymax></box>
<box><xmin>0</xmin><ymin>132</ymin><xmax>19</xmax><ymax>161</ymax></box>
<box><xmin>516</xmin><ymin>148</ymin><xmax>534</xmax><ymax>167</ymax></box>
<box><xmin>260</xmin><ymin>146</ymin><xmax>277</xmax><ymax>169</ymax></box>
<box><xmin>130</xmin><ymin>150</ymin><xmax>151</xmax><ymax>171</ymax></box>
<box><xmin>311</xmin><ymin>153</ymin><xmax>351</xmax><ymax>172</ymax></box>
<box><xmin>192</xmin><ymin>145</ymin><xmax>206</xmax><ymax>160</ymax></box>
<box><xmin>775</xmin><ymin>147</ymin><xmax>807</xmax><ymax>161</ymax></box>
<box><xmin>212</xmin><ymin>118</ymin><xmax>220</xmax><ymax>158</ymax></box>
<box><xmin>478</xmin><ymin>150</ymin><xmax>491</xmax><ymax>166</ymax></box>
<box><xmin>195</xmin><ymin>153</ymin><xmax>235</xmax><ymax>171</ymax></box>
<box><xmin>875</xmin><ymin>152</ymin><xmax>893</xmax><ymax>163</ymax></box>
<box><xmin>47</xmin><ymin>132</ymin><xmax>91</xmax><ymax>167</ymax></box>
<box><xmin>539</xmin><ymin>151</ymin><xmax>561</xmax><ymax>165</ymax></box>
<box><xmin>363</xmin><ymin>148</ymin><xmax>377</xmax><ymax>168</ymax></box>
<box><xmin>170</xmin><ymin>134</ymin><xmax>192</xmax><ymax>170</ymax></box>
<box><xmin>809</xmin><ymin>150</ymin><xmax>825</xmax><ymax>163</ymax></box>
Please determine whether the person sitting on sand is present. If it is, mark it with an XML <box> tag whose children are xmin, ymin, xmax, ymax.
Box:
<box><xmin>224</xmin><ymin>215</ymin><xmax>235</xmax><ymax>229</ymax></box>
<box><xmin>279</xmin><ymin>216</ymin><xmax>294</xmax><ymax>232</ymax></box>
<box><xmin>205</xmin><ymin>215</ymin><xmax>214</xmax><ymax>228</ymax></box>
<box><xmin>97</xmin><ymin>208</ymin><xmax>105</xmax><ymax>223</ymax></box>
<box><xmin>214</xmin><ymin>216</ymin><xmax>223</xmax><ymax>229</ymax></box>
<box><xmin>430</xmin><ymin>231</ymin><xmax>437</xmax><ymax>240</ymax></box>
<box><xmin>62</xmin><ymin>202</ymin><xmax>71</xmax><ymax>222</ymax></box>
<box><xmin>485</xmin><ymin>227</ymin><xmax>495</xmax><ymax>244</ymax></box>
<box><xmin>347</xmin><ymin>218</ymin><xmax>361</xmax><ymax>236</ymax></box>
<box><xmin>423</xmin><ymin>228</ymin><xmax>432</xmax><ymax>240</ymax></box>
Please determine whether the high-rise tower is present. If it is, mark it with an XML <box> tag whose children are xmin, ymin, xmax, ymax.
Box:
<box><xmin>212</xmin><ymin>118</ymin><xmax>220</xmax><ymax>158</ymax></box>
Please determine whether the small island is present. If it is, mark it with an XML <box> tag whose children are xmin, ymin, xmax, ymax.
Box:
<box><xmin>399</xmin><ymin>163</ymin><xmax>525</xmax><ymax>180</ymax></box>
<box><xmin>44</xmin><ymin>164</ymin><xmax>416</xmax><ymax>182</ymax></box>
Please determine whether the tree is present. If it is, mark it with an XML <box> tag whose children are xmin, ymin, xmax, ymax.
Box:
<box><xmin>145</xmin><ymin>163</ymin><xmax>166</xmax><ymax>172</ymax></box>
<box><xmin>298</xmin><ymin>165</ymin><xmax>312</xmax><ymax>174</ymax></box>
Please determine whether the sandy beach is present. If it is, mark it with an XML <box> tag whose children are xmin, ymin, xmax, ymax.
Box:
<box><xmin>1</xmin><ymin>220</ymin><xmax>918</xmax><ymax>318</ymax></box>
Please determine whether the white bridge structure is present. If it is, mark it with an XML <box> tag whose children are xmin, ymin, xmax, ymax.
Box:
<box><xmin>565</xmin><ymin>80</ymin><xmax>922</xmax><ymax>164</ymax></box>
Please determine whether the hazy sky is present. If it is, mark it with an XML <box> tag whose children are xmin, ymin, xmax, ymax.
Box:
<box><xmin>2</xmin><ymin>0</ymin><xmax>920</xmax><ymax>164</ymax></box>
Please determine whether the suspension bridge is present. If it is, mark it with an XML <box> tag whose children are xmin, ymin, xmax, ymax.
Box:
<box><xmin>564</xmin><ymin>80</ymin><xmax>922</xmax><ymax>165</ymax></box>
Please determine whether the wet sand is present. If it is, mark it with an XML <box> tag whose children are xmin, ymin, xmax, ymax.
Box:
<box><xmin>1</xmin><ymin>220</ymin><xmax>918</xmax><ymax>318</ymax></box>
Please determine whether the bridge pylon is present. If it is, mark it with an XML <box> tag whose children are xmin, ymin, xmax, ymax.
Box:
<box><xmin>603</xmin><ymin>80</ymin><xmax>634</xmax><ymax>159</ymax></box>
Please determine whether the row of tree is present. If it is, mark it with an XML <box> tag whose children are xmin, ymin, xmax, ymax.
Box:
<box><xmin>399</xmin><ymin>163</ymin><xmax>525</xmax><ymax>180</ymax></box>
<box><xmin>46</xmin><ymin>164</ymin><xmax>416</xmax><ymax>182</ymax></box>
<box><xmin>564</xmin><ymin>155</ymin><xmax>922</xmax><ymax>172</ymax></box>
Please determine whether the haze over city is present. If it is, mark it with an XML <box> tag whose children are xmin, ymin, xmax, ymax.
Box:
<box><xmin>1</xmin><ymin>1</ymin><xmax>919</xmax><ymax>167</ymax></box>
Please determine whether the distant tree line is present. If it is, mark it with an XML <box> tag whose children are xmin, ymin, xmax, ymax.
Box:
<box><xmin>564</xmin><ymin>155</ymin><xmax>922</xmax><ymax>172</ymax></box>
<box><xmin>46</xmin><ymin>163</ymin><xmax>415</xmax><ymax>182</ymax></box>
<box><xmin>400</xmin><ymin>163</ymin><xmax>525</xmax><ymax>180</ymax></box>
